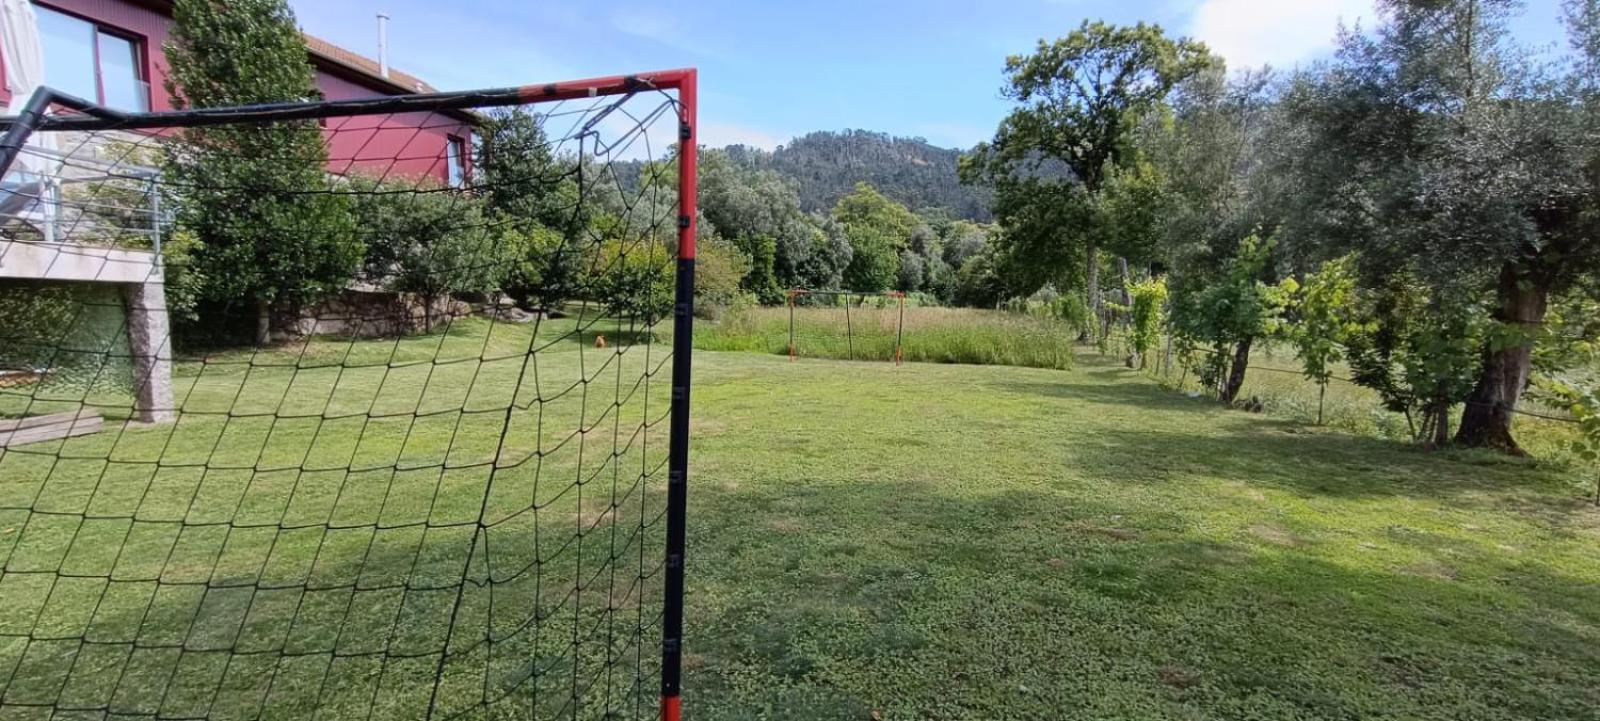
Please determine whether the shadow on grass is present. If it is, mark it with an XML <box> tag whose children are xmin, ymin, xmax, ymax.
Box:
<box><xmin>985</xmin><ymin>373</ymin><xmax>1581</xmax><ymax>509</ymax></box>
<box><xmin>681</xmin><ymin>478</ymin><xmax>1600</xmax><ymax>721</ymax></box>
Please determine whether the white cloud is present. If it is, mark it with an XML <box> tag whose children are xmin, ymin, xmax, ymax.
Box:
<box><xmin>1188</xmin><ymin>0</ymin><xmax>1375</xmax><ymax>71</ymax></box>
<box><xmin>698</xmin><ymin>121</ymin><xmax>787</xmax><ymax>151</ymax></box>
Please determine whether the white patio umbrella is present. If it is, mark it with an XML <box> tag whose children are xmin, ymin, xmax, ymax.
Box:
<box><xmin>2</xmin><ymin>0</ymin><xmax>62</xmax><ymax>237</ymax></box>
<box><xmin>2</xmin><ymin>0</ymin><xmax>59</xmax><ymax>177</ymax></box>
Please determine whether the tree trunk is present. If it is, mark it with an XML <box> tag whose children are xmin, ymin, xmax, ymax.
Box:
<box><xmin>1221</xmin><ymin>336</ymin><xmax>1253</xmax><ymax>405</ymax></box>
<box><xmin>1082</xmin><ymin>243</ymin><xmax>1100</xmax><ymax>342</ymax></box>
<box><xmin>254</xmin><ymin>298</ymin><xmax>271</xmax><ymax>347</ymax></box>
<box><xmin>1454</xmin><ymin>262</ymin><xmax>1550</xmax><ymax>455</ymax></box>
<box><xmin>1428</xmin><ymin>400</ymin><xmax>1451</xmax><ymax>450</ymax></box>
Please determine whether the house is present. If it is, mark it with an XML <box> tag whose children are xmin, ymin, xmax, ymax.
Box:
<box><xmin>0</xmin><ymin>0</ymin><xmax>474</xmax><ymax>428</ymax></box>
<box><xmin>0</xmin><ymin>0</ymin><xmax>472</xmax><ymax>186</ymax></box>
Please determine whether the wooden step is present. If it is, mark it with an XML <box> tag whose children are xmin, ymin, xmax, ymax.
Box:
<box><xmin>0</xmin><ymin>409</ymin><xmax>104</xmax><ymax>448</ymax></box>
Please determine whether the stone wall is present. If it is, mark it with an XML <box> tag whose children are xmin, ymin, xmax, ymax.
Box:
<box><xmin>291</xmin><ymin>289</ymin><xmax>473</xmax><ymax>338</ymax></box>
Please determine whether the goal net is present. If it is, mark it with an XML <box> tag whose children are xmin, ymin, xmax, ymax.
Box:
<box><xmin>786</xmin><ymin>289</ymin><xmax>907</xmax><ymax>365</ymax></box>
<box><xmin>0</xmin><ymin>70</ymin><xmax>697</xmax><ymax>720</ymax></box>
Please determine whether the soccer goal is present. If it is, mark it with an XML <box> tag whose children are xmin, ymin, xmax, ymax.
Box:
<box><xmin>0</xmin><ymin>69</ymin><xmax>697</xmax><ymax>720</ymax></box>
<box><xmin>786</xmin><ymin>288</ymin><xmax>907</xmax><ymax>365</ymax></box>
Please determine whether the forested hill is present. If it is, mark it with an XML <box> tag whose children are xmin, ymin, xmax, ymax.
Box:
<box><xmin>723</xmin><ymin>130</ymin><xmax>993</xmax><ymax>221</ymax></box>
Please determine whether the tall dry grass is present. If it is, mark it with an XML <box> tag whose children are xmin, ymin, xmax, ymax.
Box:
<box><xmin>695</xmin><ymin>306</ymin><xmax>1076</xmax><ymax>370</ymax></box>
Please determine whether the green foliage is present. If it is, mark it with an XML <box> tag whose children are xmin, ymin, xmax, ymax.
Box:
<box><xmin>1125</xmin><ymin>275</ymin><xmax>1169</xmax><ymax>369</ymax></box>
<box><xmin>587</xmin><ymin>223</ymin><xmax>673</xmax><ymax>323</ymax></box>
<box><xmin>833</xmin><ymin>183</ymin><xmax>918</xmax><ymax>292</ymax></box>
<box><xmin>1170</xmin><ymin>234</ymin><xmax>1286</xmax><ymax>395</ymax></box>
<box><xmin>1286</xmin><ymin>255</ymin><xmax>1364</xmax><ymax>386</ymax></box>
<box><xmin>952</xmin><ymin>245</ymin><xmax>1009</xmax><ymax>308</ymax></box>
<box><xmin>732</xmin><ymin>234</ymin><xmax>782</xmax><ymax>304</ymax></box>
<box><xmin>496</xmin><ymin>223</ymin><xmax>576</xmax><ymax>311</ymax></box>
<box><xmin>475</xmin><ymin>107</ymin><xmax>575</xmax><ymax>232</ymax></box>
<box><xmin>0</xmin><ymin>282</ymin><xmax>133</xmax><ymax>400</ymax></box>
<box><xmin>345</xmin><ymin>176</ymin><xmax>500</xmax><ymax>323</ymax></box>
<box><xmin>1535</xmin><ymin>375</ymin><xmax>1600</xmax><ymax>502</ymax></box>
<box><xmin>964</xmin><ymin>21</ymin><xmax>1213</xmax><ymax>321</ymax></box>
<box><xmin>1344</xmin><ymin>278</ymin><xmax>1489</xmax><ymax>441</ymax></box>
<box><xmin>163</xmin><ymin>0</ymin><xmax>360</xmax><ymax>331</ymax></box>
<box><xmin>692</xmin><ymin>235</ymin><xmax>753</xmax><ymax>319</ymax></box>
<box><xmin>160</xmin><ymin>229</ymin><xmax>206</xmax><ymax>323</ymax></box>
<box><xmin>698</xmin><ymin>149</ymin><xmax>822</xmax><ymax>296</ymax></box>
<box><xmin>723</xmin><ymin>130</ymin><xmax>993</xmax><ymax>220</ymax></box>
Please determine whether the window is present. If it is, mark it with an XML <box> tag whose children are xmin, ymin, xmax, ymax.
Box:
<box><xmin>35</xmin><ymin>5</ymin><xmax>148</xmax><ymax>111</ymax></box>
<box><xmin>446</xmin><ymin>135</ymin><xmax>467</xmax><ymax>187</ymax></box>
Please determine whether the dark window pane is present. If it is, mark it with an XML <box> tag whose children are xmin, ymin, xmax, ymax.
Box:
<box><xmin>36</xmin><ymin>6</ymin><xmax>98</xmax><ymax>101</ymax></box>
<box><xmin>97</xmin><ymin>32</ymin><xmax>145</xmax><ymax>111</ymax></box>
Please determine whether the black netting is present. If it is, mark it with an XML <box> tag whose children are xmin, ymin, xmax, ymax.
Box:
<box><xmin>0</xmin><ymin>80</ymin><xmax>690</xmax><ymax>720</ymax></box>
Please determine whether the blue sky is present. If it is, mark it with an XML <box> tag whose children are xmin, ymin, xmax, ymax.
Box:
<box><xmin>288</xmin><ymin>0</ymin><xmax>1571</xmax><ymax>151</ymax></box>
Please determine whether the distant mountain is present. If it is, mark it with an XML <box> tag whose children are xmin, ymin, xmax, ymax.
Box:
<box><xmin>723</xmin><ymin>130</ymin><xmax>993</xmax><ymax>222</ymax></box>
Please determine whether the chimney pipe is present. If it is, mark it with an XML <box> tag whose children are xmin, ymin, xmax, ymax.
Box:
<box><xmin>377</xmin><ymin>13</ymin><xmax>390</xmax><ymax>79</ymax></box>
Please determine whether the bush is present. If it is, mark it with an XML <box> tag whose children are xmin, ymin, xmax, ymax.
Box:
<box><xmin>346</xmin><ymin>175</ymin><xmax>501</xmax><ymax>329</ymax></box>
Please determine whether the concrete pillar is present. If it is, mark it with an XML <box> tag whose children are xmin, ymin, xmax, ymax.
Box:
<box><xmin>123</xmin><ymin>278</ymin><xmax>174</xmax><ymax>423</ymax></box>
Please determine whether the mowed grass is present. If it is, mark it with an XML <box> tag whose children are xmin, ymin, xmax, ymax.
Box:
<box><xmin>1153</xmin><ymin>345</ymin><xmax>1587</xmax><ymax>459</ymax></box>
<box><xmin>682</xmin><ymin>352</ymin><xmax>1600</xmax><ymax>720</ymax></box>
<box><xmin>697</xmin><ymin>306</ymin><xmax>1077</xmax><ymax>370</ymax></box>
<box><xmin>0</xmin><ymin>314</ymin><xmax>674</xmax><ymax>720</ymax></box>
<box><xmin>2</xmin><ymin>319</ymin><xmax>1599</xmax><ymax>719</ymax></box>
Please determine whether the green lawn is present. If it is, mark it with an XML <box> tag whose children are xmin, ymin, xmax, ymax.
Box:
<box><xmin>3</xmin><ymin>318</ymin><xmax>1599</xmax><ymax>719</ymax></box>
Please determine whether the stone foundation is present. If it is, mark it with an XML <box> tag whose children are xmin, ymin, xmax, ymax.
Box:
<box><xmin>292</xmin><ymin>289</ymin><xmax>473</xmax><ymax>338</ymax></box>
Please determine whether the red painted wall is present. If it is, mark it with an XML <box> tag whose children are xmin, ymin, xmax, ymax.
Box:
<box><xmin>319</xmin><ymin>72</ymin><xmax>470</xmax><ymax>185</ymax></box>
<box><xmin>14</xmin><ymin>0</ymin><xmax>469</xmax><ymax>184</ymax></box>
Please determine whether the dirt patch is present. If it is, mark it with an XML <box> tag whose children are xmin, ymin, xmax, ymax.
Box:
<box><xmin>764</xmin><ymin>516</ymin><xmax>804</xmax><ymax>533</ymax></box>
<box><xmin>576</xmin><ymin>499</ymin><xmax>618</xmax><ymax>530</ymax></box>
<box><xmin>1158</xmin><ymin>665</ymin><xmax>1200</xmax><ymax>690</ymax></box>
<box><xmin>1247</xmin><ymin>523</ymin><xmax>1305</xmax><ymax>547</ymax></box>
<box><xmin>691</xmin><ymin>418</ymin><xmax>729</xmax><ymax>437</ymax></box>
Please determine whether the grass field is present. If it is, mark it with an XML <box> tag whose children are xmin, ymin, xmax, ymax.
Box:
<box><xmin>696</xmin><ymin>306</ymin><xmax>1077</xmax><ymax>370</ymax></box>
<box><xmin>4</xmin><ymin>317</ymin><xmax>1600</xmax><ymax>719</ymax></box>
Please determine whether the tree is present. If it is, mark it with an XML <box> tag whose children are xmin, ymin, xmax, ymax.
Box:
<box><xmin>347</xmin><ymin>176</ymin><xmax>499</xmax><ymax>331</ymax></box>
<box><xmin>797</xmin><ymin>214</ymin><xmax>854</xmax><ymax>291</ymax></box>
<box><xmin>1344</xmin><ymin>277</ymin><xmax>1490</xmax><ymax>447</ymax></box>
<box><xmin>1124</xmin><ymin>275</ymin><xmax>1169</xmax><ymax>370</ymax></box>
<box><xmin>1285</xmin><ymin>255</ymin><xmax>1364</xmax><ymax>424</ymax></box>
<box><xmin>833</xmin><ymin>183</ymin><xmax>918</xmax><ymax>291</ymax></box>
<box><xmin>965</xmin><ymin>22</ymin><xmax>1211</xmax><ymax>331</ymax></box>
<box><xmin>1286</xmin><ymin>0</ymin><xmax>1600</xmax><ymax>453</ymax></box>
<box><xmin>163</xmin><ymin>0</ymin><xmax>360</xmax><ymax>344</ymax></box>
<box><xmin>1170</xmin><ymin>233</ymin><xmax>1288</xmax><ymax>404</ymax></box>
<box><xmin>476</xmin><ymin>107</ymin><xmax>574</xmax><ymax>232</ymax></box>
<box><xmin>698</xmin><ymin>149</ymin><xmax>819</xmax><ymax>299</ymax></box>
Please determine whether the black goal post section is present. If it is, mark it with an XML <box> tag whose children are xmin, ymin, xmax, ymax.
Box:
<box><xmin>0</xmin><ymin>69</ymin><xmax>696</xmax><ymax>721</ymax></box>
<box><xmin>786</xmin><ymin>288</ymin><xmax>907</xmax><ymax>365</ymax></box>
